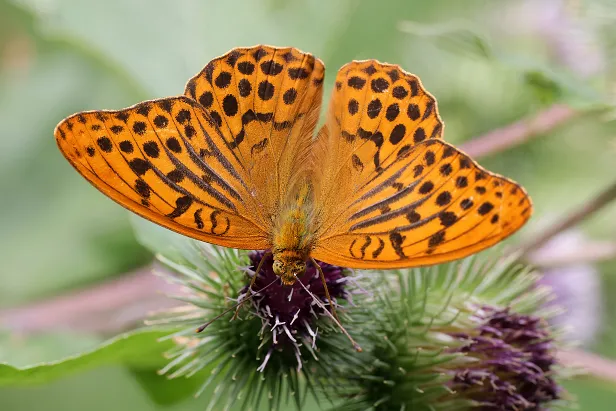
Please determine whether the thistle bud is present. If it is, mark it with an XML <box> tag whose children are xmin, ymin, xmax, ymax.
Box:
<box><xmin>325</xmin><ymin>255</ymin><xmax>567</xmax><ymax>411</ymax></box>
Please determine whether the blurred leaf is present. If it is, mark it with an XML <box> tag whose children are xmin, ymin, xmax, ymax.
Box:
<box><xmin>130</xmin><ymin>367</ymin><xmax>207</xmax><ymax>406</ymax></box>
<box><xmin>86</xmin><ymin>223</ymin><xmax>153</xmax><ymax>279</ymax></box>
<box><xmin>0</xmin><ymin>0</ymin><xmax>37</xmax><ymax>46</ymax></box>
<box><xmin>0</xmin><ymin>366</ymin><xmax>205</xmax><ymax>411</ymax></box>
<box><xmin>564</xmin><ymin>376</ymin><xmax>616</xmax><ymax>411</ymax></box>
<box><xmin>18</xmin><ymin>0</ymin><xmax>357</xmax><ymax>97</ymax></box>
<box><xmin>0</xmin><ymin>0</ymin><xmax>152</xmax><ymax>306</ymax></box>
<box><xmin>398</xmin><ymin>20</ymin><xmax>493</xmax><ymax>59</ymax></box>
<box><xmin>514</xmin><ymin>62</ymin><xmax>608</xmax><ymax>110</ymax></box>
<box><xmin>0</xmin><ymin>328</ymin><xmax>174</xmax><ymax>385</ymax></box>
<box><xmin>398</xmin><ymin>17</ymin><xmax>609</xmax><ymax>110</ymax></box>
<box><xmin>0</xmin><ymin>332</ymin><xmax>102</xmax><ymax>368</ymax></box>
<box><xmin>130</xmin><ymin>216</ymin><xmax>193</xmax><ymax>263</ymax></box>
<box><xmin>593</xmin><ymin>261</ymin><xmax>616</xmax><ymax>359</ymax></box>
<box><xmin>524</xmin><ymin>70</ymin><xmax>564</xmax><ymax>105</ymax></box>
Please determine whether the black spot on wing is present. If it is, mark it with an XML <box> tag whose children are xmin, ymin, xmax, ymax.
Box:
<box><xmin>428</xmin><ymin>231</ymin><xmax>445</xmax><ymax>248</ymax></box>
<box><xmin>194</xmin><ymin>208</ymin><xmax>204</xmax><ymax>229</ymax></box>
<box><xmin>167</xmin><ymin>196</ymin><xmax>193</xmax><ymax>219</ymax></box>
<box><xmin>372</xmin><ymin>238</ymin><xmax>385</xmax><ymax>259</ymax></box>
<box><xmin>389</xmin><ymin>232</ymin><xmax>407</xmax><ymax>259</ymax></box>
<box><xmin>478</xmin><ymin>202</ymin><xmax>494</xmax><ymax>215</ymax></box>
<box><xmin>359</xmin><ymin>236</ymin><xmax>372</xmax><ymax>259</ymax></box>
<box><xmin>209</xmin><ymin>210</ymin><xmax>230</xmax><ymax>235</ymax></box>
<box><xmin>251</xmin><ymin>138</ymin><xmax>269</xmax><ymax>155</ymax></box>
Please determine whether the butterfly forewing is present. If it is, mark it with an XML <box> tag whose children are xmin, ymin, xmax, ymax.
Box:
<box><xmin>55</xmin><ymin>96</ymin><xmax>269</xmax><ymax>249</ymax></box>
<box><xmin>311</xmin><ymin>62</ymin><xmax>532</xmax><ymax>268</ymax></box>
<box><xmin>312</xmin><ymin>61</ymin><xmax>444</xmax><ymax>235</ymax></box>
<box><xmin>185</xmin><ymin>46</ymin><xmax>325</xmax><ymax>214</ymax></box>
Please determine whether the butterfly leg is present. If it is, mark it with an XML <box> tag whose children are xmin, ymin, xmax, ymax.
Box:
<box><xmin>310</xmin><ymin>257</ymin><xmax>342</xmax><ymax>325</ymax></box>
<box><xmin>232</xmin><ymin>251</ymin><xmax>270</xmax><ymax>320</ymax></box>
<box><xmin>197</xmin><ymin>274</ymin><xmax>280</xmax><ymax>333</ymax></box>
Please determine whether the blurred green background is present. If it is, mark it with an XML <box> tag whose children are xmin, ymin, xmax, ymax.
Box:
<box><xmin>1</xmin><ymin>0</ymin><xmax>616</xmax><ymax>409</ymax></box>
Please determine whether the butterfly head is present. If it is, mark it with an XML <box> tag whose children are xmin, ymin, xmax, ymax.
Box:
<box><xmin>272</xmin><ymin>252</ymin><xmax>306</xmax><ymax>286</ymax></box>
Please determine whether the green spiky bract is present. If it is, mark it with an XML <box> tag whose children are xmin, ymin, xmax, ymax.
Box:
<box><xmin>323</xmin><ymin>253</ymin><xmax>566</xmax><ymax>411</ymax></box>
<box><xmin>147</xmin><ymin>239</ymin><xmax>372</xmax><ymax>411</ymax></box>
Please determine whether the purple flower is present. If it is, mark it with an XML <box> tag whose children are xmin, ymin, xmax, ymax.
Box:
<box><xmin>241</xmin><ymin>251</ymin><xmax>350</xmax><ymax>370</ymax></box>
<box><xmin>154</xmin><ymin>245</ymin><xmax>364</xmax><ymax>410</ymax></box>
<box><xmin>451</xmin><ymin>306</ymin><xmax>560</xmax><ymax>410</ymax></box>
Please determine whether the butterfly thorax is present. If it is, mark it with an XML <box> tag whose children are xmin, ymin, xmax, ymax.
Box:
<box><xmin>271</xmin><ymin>183</ymin><xmax>314</xmax><ymax>285</ymax></box>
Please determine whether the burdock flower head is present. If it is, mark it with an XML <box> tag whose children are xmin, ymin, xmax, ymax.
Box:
<box><xmin>327</xmin><ymin>254</ymin><xmax>567</xmax><ymax>411</ymax></box>
<box><xmin>148</xmin><ymin>238</ymin><xmax>368</xmax><ymax>411</ymax></box>
<box><xmin>451</xmin><ymin>306</ymin><xmax>560</xmax><ymax>409</ymax></box>
<box><xmin>241</xmin><ymin>251</ymin><xmax>351</xmax><ymax>359</ymax></box>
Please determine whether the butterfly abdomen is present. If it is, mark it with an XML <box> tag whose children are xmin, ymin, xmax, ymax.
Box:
<box><xmin>269</xmin><ymin>183</ymin><xmax>315</xmax><ymax>285</ymax></box>
<box><xmin>272</xmin><ymin>202</ymin><xmax>313</xmax><ymax>257</ymax></box>
<box><xmin>271</xmin><ymin>216</ymin><xmax>312</xmax><ymax>285</ymax></box>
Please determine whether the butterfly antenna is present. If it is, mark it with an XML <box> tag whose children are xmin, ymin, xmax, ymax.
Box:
<box><xmin>232</xmin><ymin>251</ymin><xmax>270</xmax><ymax>320</ymax></box>
<box><xmin>196</xmin><ymin>274</ymin><xmax>279</xmax><ymax>333</ymax></box>
<box><xmin>310</xmin><ymin>257</ymin><xmax>342</xmax><ymax>325</ymax></box>
<box><xmin>294</xmin><ymin>273</ymin><xmax>362</xmax><ymax>352</ymax></box>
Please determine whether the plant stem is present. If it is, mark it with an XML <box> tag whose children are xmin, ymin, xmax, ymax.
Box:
<box><xmin>0</xmin><ymin>265</ymin><xmax>181</xmax><ymax>335</ymax></box>
<box><xmin>461</xmin><ymin>104</ymin><xmax>577</xmax><ymax>159</ymax></box>
<box><xmin>529</xmin><ymin>240</ymin><xmax>616</xmax><ymax>268</ymax></box>
<box><xmin>517</xmin><ymin>179</ymin><xmax>616</xmax><ymax>259</ymax></box>
<box><xmin>558</xmin><ymin>349</ymin><xmax>616</xmax><ymax>385</ymax></box>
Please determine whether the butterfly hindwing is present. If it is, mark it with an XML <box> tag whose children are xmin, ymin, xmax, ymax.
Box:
<box><xmin>55</xmin><ymin>96</ymin><xmax>269</xmax><ymax>249</ymax></box>
<box><xmin>313</xmin><ymin>139</ymin><xmax>532</xmax><ymax>267</ymax></box>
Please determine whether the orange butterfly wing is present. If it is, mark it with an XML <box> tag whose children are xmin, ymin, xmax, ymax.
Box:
<box><xmin>55</xmin><ymin>46</ymin><xmax>325</xmax><ymax>251</ymax></box>
<box><xmin>184</xmin><ymin>45</ymin><xmax>324</xmax><ymax>214</ymax></box>
<box><xmin>311</xmin><ymin>61</ymin><xmax>532</xmax><ymax>268</ymax></box>
<box><xmin>55</xmin><ymin>96</ymin><xmax>268</xmax><ymax>249</ymax></box>
<box><xmin>56</xmin><ymin>47</ymin><xmax>532</xmax><ymax>265</ymax></box>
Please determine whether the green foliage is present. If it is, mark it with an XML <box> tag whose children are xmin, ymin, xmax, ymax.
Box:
<box><xmin>0</xmin><ymin>329</ymin><xmax>172</xmax><ymax>385</ymax></box>
<box><xmin>129</xmin><ymin>368</ymin><xmax>209</xmax><ymax>406</ymax></box>
<box><xmin>0</xmin><ymin>0</ymin><xmax>152</xmax><ymax>306</ymax></box>
<box><xmin>324</xmin><ymin>254</ymin><xmax>561</xmax><ymax>410</ymax></box>
<box><xmin>0</xmin><ymin>333</ymin><xmax>102</xmax><ymax>368</ymax></box>
<box><xmin>563</xmin><ymin>377</ymin><xmax>616</xmax><ymax>411</ymax></box>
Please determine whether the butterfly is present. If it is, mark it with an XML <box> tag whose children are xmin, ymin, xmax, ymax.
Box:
<box><xmin>55</xmin><ymin>45</ymin><xmax>532</xmax><ymax>288</ymax></box>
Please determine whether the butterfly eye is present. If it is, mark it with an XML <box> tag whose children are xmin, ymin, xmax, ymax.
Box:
<box><xmin>273</xmin><ymin>260</ymin><xmax>284</xmax><ymax>276</ymax></box>
<box><xmin>293</xmin><ymin>261</ymin><xmax>306</xmax><ymax>274</ymax></box>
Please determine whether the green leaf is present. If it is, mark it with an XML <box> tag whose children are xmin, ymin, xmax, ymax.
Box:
<box><xmin>398</xmin><ymin>20</ymin><xmax>493</xmax><ymax>59</ymax></box>
<box><xmin>130</xmin><ymin>367</ymin><xmax>208</xmax><ymax>406</ymax></box>
<box><xmin>398</xmin><ymin>18</ymin><xmax>609</xmax><ymax>111</ymax></box>
<box><xmin>0</xmin><ymin>332</ymin><xmax>102</xmax><ymax>368</ymax></box>
<box><xmin>0</xmin><ymin>0</ymin><xmax>152</xmax><ymax>306</ymax></box>
<box><xmin>564</xmin><ymin>376</ymin><xmax>616</xmax><ymax>410</ymax></box>
<box><xmin>18</xmin><ymin>0</ymin><xmax>356</xmax><ymax>97</ymax></box>
<box><xmin>523</xmin><ymin>70</ymin><xmax>564</xmax><ymax>106</ymax></box>
<box><xmin>0</xmin><ymin>328</ymin><xmax>175</xmax><ymax>385</ymax></box>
